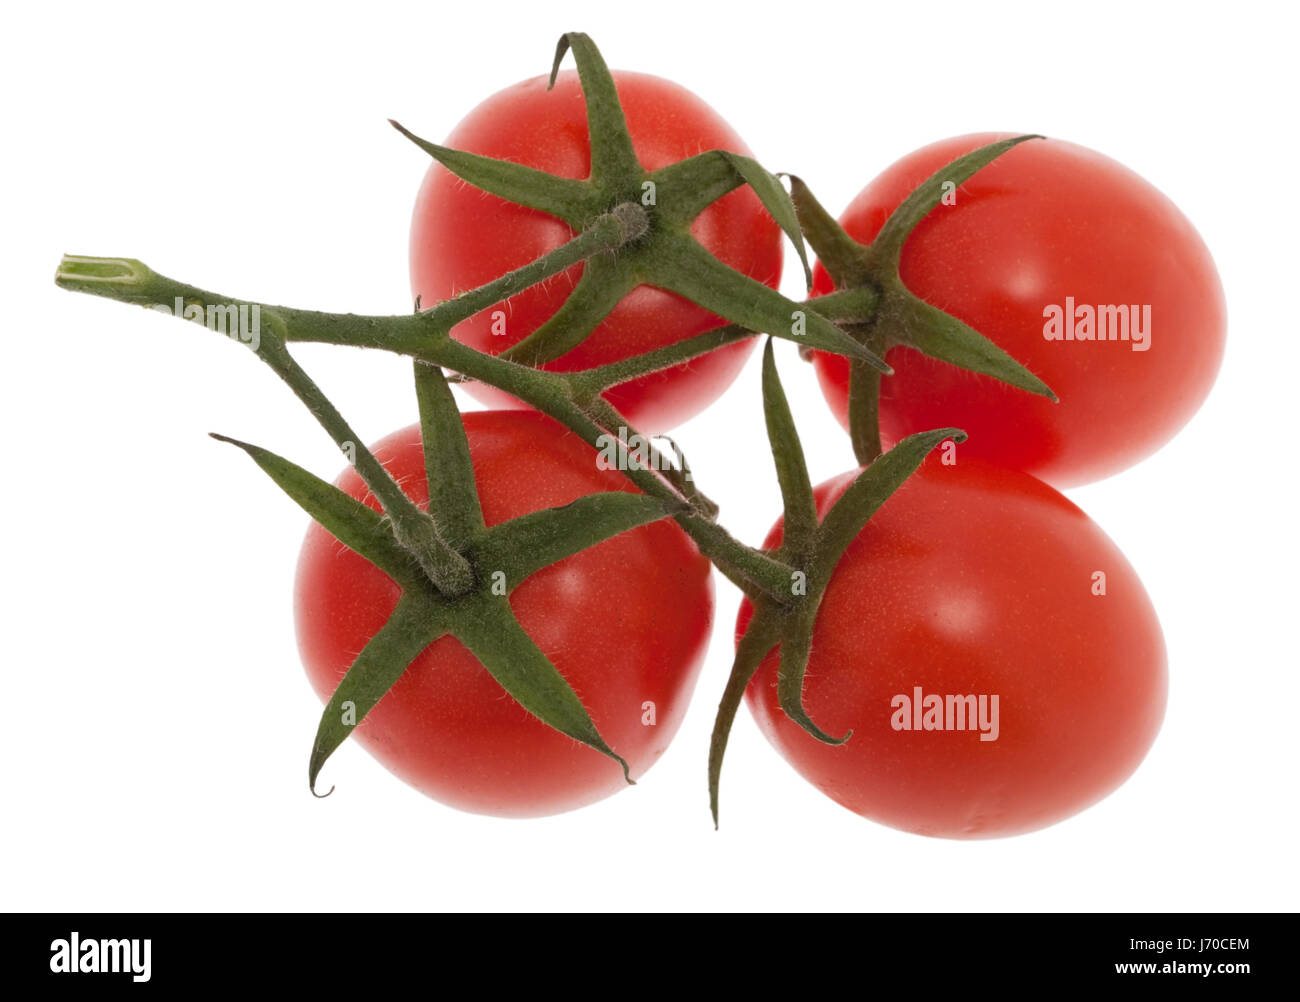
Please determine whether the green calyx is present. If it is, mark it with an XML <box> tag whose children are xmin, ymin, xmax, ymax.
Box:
<box><xmin>706</xmin><ymin>339</ymin><xmax>964</xmax><ymax>826</ymax></box>
<box><xmin>787</xmin><ymin>136</ymin><xmax>1058</xmax><ymax>466</ymax></box>
<box><xmin>55</xmin><ymin>33</ymin><xmax>1052</xmax><ymax>822</ymax></box>
<box><xmin>210</xmin><ymin>361</ymin><xmax>674</xmax><ymax>793</ymax></box>
<box><xmin>390</xmin><ymin>31</ymin><xmax>884</xmax><ymax>374</ymax></box>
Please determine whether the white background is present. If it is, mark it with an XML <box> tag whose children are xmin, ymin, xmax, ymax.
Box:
<box><xmin>3</xmin><ymin>1</ymin><xmax>1296</xmax><ymax>912</ymax></box>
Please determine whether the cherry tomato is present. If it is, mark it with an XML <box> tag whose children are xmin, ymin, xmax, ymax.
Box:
<box><xmin>812</xmin><ymin>134</ymin><xmax>1226</xmax><ymax>487</ymax></box>
<box><xmin>295</xmin><ymin>411</ymin><xmax>714</xmax><ymax>817</ymax></box>
<box><xmin>739</xmin><ymin>457</ymin><xmax>1166</xmax><ymax>838</ymax></box>
<box><xmin>410</xmin><ymin>70</ymin><xmax>784</xmax><ymax>434</ymax></box>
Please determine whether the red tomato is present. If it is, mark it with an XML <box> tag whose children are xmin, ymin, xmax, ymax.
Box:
<box><xmin>739</xmin><ymin>457</ymin><xmax>1166</xmax><ymax>838</ymax></box>
<box><xmin>295</xmin><ymin>412</ymin><xmax>714</xmax><ymax>817</ymax></box>
<box><xmin>410</xmin><ymin>70</ymin><xmax>784</xmax><ymax>434</ymax></box>
<box><xmin>812</xmin><ymin>134</ymin><xmax>1226</xmax><ymax>487</ymax></box>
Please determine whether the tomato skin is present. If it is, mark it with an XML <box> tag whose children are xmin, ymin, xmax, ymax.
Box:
<box><xmin>812</xmin><ymin>134</ymin><xmax>1226</xmax><ymax>487</ymax></box>
<box><xmin>294</xmin><ymin>412</ymin><xmax>714</xmax><ymax>817</ymax></box>
<box><xmin>739</xmin><ymin>458</ymin><xmax>1166</xmax><ymax>838</ymax></box>
<box><xmin>410</xmin><ymin>70</ymin><xmax>784</xmax><ymax>434</ymax></box>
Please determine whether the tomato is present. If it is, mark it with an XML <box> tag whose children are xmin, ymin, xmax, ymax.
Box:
<box><xmin>295</xmin><ymin>411</ymin><xmax>714</xmax><ymax>817</ymax></box>
<box><xmin>739</xmin><ymin>457</ymin><xmax>1166</xmax><ymax>838</ymax></box>
<box><xmin>410</xmin><ymin>70</ymin><xmax>784</xmax><ymax>434</ymax></box>
<box><xmin>812</xmin><ymin>134</ymin><xmax>1226</xmax><ymax>488</ymax></box>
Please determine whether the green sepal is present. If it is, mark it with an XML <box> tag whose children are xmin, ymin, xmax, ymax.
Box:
<box><xmin>413</xmin><ymin>361</ymin><xmax>485</xmax><ymax>547</ymax></box>
<box><xmin>647</xmin><ymin>233</ymin><xmax>890</xmax><ymax>371</ymax></box>
<box><xmin>708</xmin><ymin>603</ymin><xmax>783</xmax><ymax>827</ymax></box>
<box><xmin>389</xmin><ymin>120</ymin><xmax>595</xmax><ymax>224</ymax></box>
<box><xmin>760</xmin><ymin>340</ymin><xmax>816</xmax><ymax>555</ymax></box>
<box><xmin>454</xmin><ymin>598</ymin><xmax>633</xmax><ymax>782</ymax></box>
<box><xmin>308</xmin><ymin>595</ymin><xmax>447</xmax><ymax>795</ymax></box>
<box><xmin>550</xmin><ymin>32</ymin><xmax>641</xmax><ymax>184</ymax></box>
<box><xmin>785</xmin><ymin>174</ymin><xmax>868</xmax><ymax>287</ymax></box>
<box><xmin>209</xmin><ymin>433</ymin><xmax>422</xmax><ymax>591</ymax></box>
<box><xmin>812</xmin><ymin>427</ymin><xmax>964</xmax><ymax>584</ymax></box>
<box><xmin>777</xmin><ymin>601</ymin><xmax>849</xmax><ymax>746</ymax></box>
<box><xmin>476</xmin><ymin>492</ymin><xmax>675</xmax><ymax>588</ymax></box>
<box><xmin>719</xmin><ymin>154</ymin><xmax>812</xmax><ymax>289</ymax></box>
<box><xmin>870</xmin><ymin>134</ymin><xmax>1043</xmax><ymax>266</ymax></box>
<box><xmin>498</xmin><ymin>256</ymin><xmax>636</xmax><ymax>366</ymax></box>
<box><xmin>877</xmin><ymin>279</ymin><xmax>1057</xmax><ymax>400</ymax></box>
<box><xmin>650</xmin><ymin>151</ymin><xmax>748</xmax><ymax>224</ymax></box>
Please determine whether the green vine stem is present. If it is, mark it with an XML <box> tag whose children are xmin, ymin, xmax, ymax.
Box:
<box><xmin>55</xmin><ymin>253</ymin><xmax>801</xmax><ymax>601</ymax></box>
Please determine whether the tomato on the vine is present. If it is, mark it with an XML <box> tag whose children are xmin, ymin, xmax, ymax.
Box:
<box><xmin>739</xmin><ymin>456</ymin><xmax>1166</xmax><ymax>838</ymax></box>
<box><xmin>812</xmin><ymin>134</ymin><xmax>1226</xmax><ymax>487</ymax></box>
<box><xmin>410</xmin><ymin>70</ymin><xmax>784</xmax><ymax>434</ymax></box>
<box><xmin>295</xmin><ymin>411</ymin><xmax>714</xmax><ymax>817</ymax></box>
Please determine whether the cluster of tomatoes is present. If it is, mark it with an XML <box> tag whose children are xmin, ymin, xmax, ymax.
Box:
<box><xmin>285</xmin><ymin>65</ymin><xmax>1223</xmax><ymax>835</ymax></box>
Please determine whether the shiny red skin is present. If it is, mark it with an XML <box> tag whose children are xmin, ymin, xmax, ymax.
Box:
<box><xmin>410</xmin><ymin>70</ymin><xmax>784</xmax><ymax>434</ymax></box>
<box><xmin>813</xmin><ymin>134</ymin><xmax>1226</xmax><ymax>488</ymax></box>
<box><xmin>739</xmin><ymin>458</ymin><xmax>1167</xmax><ymax>838</ymax></box>
<box><xmin>295</xmin><ymin>412</ymin><xmax>714</xmax><ymax>817</ymax></box>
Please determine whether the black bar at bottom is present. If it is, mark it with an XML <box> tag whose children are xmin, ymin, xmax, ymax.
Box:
<box><xmin>0</xmin><ymin>912</ymin><xmax>1286</xmax><ymax>990</ymax></box>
